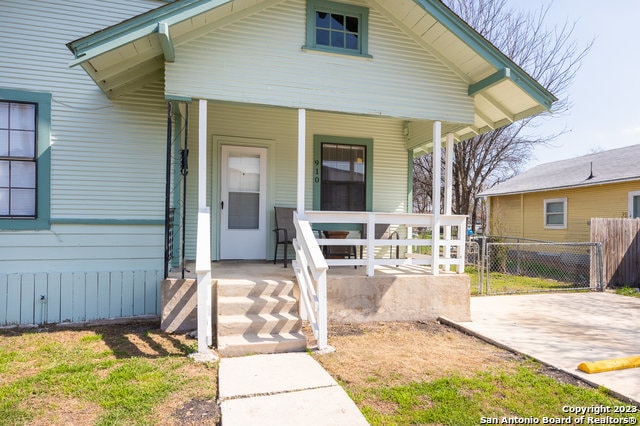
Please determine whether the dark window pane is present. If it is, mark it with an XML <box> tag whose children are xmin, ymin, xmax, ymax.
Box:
<box><xmin>331</xmin><ymin>31</ymin><xmax>344</xmax><ymax>48</ymax></box>
<box><xmin>9</xmin><ymin>130</ymin><xmax>35</xmax><ymax>158</ymax></box>
<box><xmin>345</xmin><ymin>16</ymin><xmax>359</xmax><ymax>32</ymax></box>
<box><xmin>11</xmin><ymin>161</ymin><xmax>36</xmax><ymax>188</ymax></box>
<box><xmin>0</xmin><ymin>188</ymin><xmax>8</xmax><ymax>215</ymax></box>
<box><xmin>330</xmin><ymin>14</ymin><xmax>344</xmax><ymax>30</ymax></box>
<box><xmin>546</xmin><ymin>202</ymin><xmax>563</xmax><ymax>213</ymax></box>
<box><xmin>10</xmin><ymin>103</ymin><xmax>35</xmax><ymax>131</ymax></box>
<box><xmin>321</xmin><ymin>143</ymin><xmax>366</xmax><ymax>211</ymax></box>
<box><xmin>0</xmin><ymin>130</ymin><xmax>7</xmax><ymax>156</ymax></box>
<box><xmin>0</xmin><ymin>103</ymin><xmax>8</xmax><ymax>129</ymax></box>
<box><xmin>316</xmin><ymin>11</ymin><xmax>330</xmax><ymax>28</ymax></box>
<box><xmin>0</xmin><ymin>160</ymin><xmax>8</xmax><ymax>187</ymax></box>
<box><xmin>346</xmin><ymin>33</ymin><xmax>358</xmax><ymax>50</ymax></box>
<box><xmin>10</xmin><ymin>188</ymin><xmax>35</xmax><ymax>216</ymax></box>
<box><xmin>228</xmin><ymin>192</ymin><xmax>259</xmax><ymax>229</ymax></box>
<box><xmin>316</xmin><ymin>29</ymin><xmax>330</xmax><ymax>46</ymax></box>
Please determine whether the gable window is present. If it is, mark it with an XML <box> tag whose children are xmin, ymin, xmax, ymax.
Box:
<box><xmin>0</xmin><ymin>89</ymin><xmax>51</xmax><ymax>230</ymax></box>
<box><xmin>544</xmin><ymin>198</ymin><xmax>567</xmax><ymax>229</ymax></box>
<box><xmin>629</xmin><ymin>191</ymin><xmax>640</xmax><ymax>218</ymax></box>
<box><xmin>305</xmin><ymin>0</ymin><xmax>370</xmax><ymax>57</ymax></box>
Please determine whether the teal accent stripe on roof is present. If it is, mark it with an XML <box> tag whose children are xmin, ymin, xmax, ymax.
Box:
<box><xmin>414</xmin><ymin>0</ymin><xmax>557</xmax><ymax>109</ymax></box>
<box><xmin>66</xmin><ymin>0</ymin><xmax>232</xmax><ymax>66</ymax></box>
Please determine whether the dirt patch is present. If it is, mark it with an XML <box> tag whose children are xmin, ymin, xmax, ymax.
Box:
<box><xmin>170</xmin><ymin>398</ymin><xmax>221</xmax><ymax>425</ymax></box>
<box><xmin>315</xmin><ymin>320</ymin><xmax>523</xmax><ymax>388</ymax></box>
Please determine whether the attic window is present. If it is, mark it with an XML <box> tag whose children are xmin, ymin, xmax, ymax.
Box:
<box><xmin>304</xmin><ymin>0</ymin><xmax>370</xmax><ymax>57</ymax></box>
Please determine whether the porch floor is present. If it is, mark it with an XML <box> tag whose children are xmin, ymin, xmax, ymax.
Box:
<box><xmin>169</xmin><ymin>260</ymin><xmax>445</xmax><ymax>281</ymax></box>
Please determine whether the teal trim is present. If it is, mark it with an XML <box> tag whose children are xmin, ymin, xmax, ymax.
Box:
<box><xmin>312</xmin><ymin>135</ymin><xmax>373</xmax><ymax>231</ymax></box>
<box><xmin>305</xmin><ymin>0</ymin><xmax>370</xmax><ymax>58</ymax></box>
<box><xmin>50</xmin><ymin>219</ymin><xmax>164</xmax><ymax>225</ymax></box>
<box><xmin>468</xmin><ymin>68</ymin><xmax>510</xmax><ymax>96</ymax></box>
<box><xmin>165</xmin><ymin>95</ymin><xmax>192</xmax><ymax>102</ymax></box>
<box><xmin>157</xmin><ymin>22</ymin><xmax>175</xmax><ymax>62</ymax></box>
<box><xmin>414</xmin><ymin>0</ymin><xmax>556</xmax><ymax>109</ymax></box>
<box><xmin>0</xmin><ymin>89</ymin><xmax>51</xmax><ymax>231</ymax></box>
<box><xmin>67</xmin><ymin>0</ymin><xmax>231</xmax><ymax>66</ymax></box>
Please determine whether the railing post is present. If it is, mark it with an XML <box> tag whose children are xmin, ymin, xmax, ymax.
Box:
<box><xmin>317</xmin><ymin>271</ymin><xmax>328</xmax><ymax>349</ymax></box>
<box><xmin>366</xmin><ymin>212</ymin><xmax>375</xmax><ymax>277</ymax></box>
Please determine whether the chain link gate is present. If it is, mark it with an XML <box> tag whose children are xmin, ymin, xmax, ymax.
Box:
<box><xmin>474</xmin><ymin>238</ymin><xmax>603</xmax><ymax>294</ymax></box>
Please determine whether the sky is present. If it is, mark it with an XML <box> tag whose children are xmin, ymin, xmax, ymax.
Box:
<box><xmin>508</xmin><ymin>0</ymin><xmax>640</xmax><ymax>168</ymax></box>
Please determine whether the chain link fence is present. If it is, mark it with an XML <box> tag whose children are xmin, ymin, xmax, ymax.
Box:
<box><xmin>466</xmin><ymin>237</ymin><xmax>604</xmax><ymax>295</ymax></box>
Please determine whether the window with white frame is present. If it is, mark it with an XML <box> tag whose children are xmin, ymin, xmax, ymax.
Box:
<box><xmin>544</xmin><ymin>198</ymin><xmax>567</xmax><ymax>229</ymax></box>
<box><xmin>629</xmin><ymin>191</ymin><xmax>640</xmax><ymax>218</ymax></box>
<box><xmin>0</xmin><ymin>89</ymin><xmax>51</xmax><ymax>230</ymax></box>
<box><xmin>305</xmin><ymin>0</ymin><xmax>370</xmax><ymax>57</ymax></box>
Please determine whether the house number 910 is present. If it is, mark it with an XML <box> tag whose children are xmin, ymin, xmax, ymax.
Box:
<box><xmin>314</xmin><ymin>160</ymin><xmax>320</xmax><ymax>183</ymax></box>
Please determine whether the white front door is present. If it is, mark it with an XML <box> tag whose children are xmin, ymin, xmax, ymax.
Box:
<box><xmin>220</xmin><ymin>145</ymin><xmax>267</xmax><ymax>259</ymax></box>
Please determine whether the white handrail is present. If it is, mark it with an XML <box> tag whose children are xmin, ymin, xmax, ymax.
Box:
<box><xmin>292</xmin><ymin>212</ymin><xmax>329</xmax><ymax>350</ymax></box>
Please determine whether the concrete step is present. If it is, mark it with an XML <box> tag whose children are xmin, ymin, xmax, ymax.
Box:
<box><xmin>217</xmin><ymin>295</ymin><xmax>299</xmax><ymax>316</ymax></box>
<box><xmin>217</xmin><ymin>313</ymin><xmax>303</xmax><ymax>337</ymax></box>
<box><xmin>217</xmin><ymin>279</ymin><xmax>295</xmax><ymax>298</ymax></box>
<box><xmin>217</xmin><ymin>332</ymin><xmax>307</xmax><ymax>357</ymax></box>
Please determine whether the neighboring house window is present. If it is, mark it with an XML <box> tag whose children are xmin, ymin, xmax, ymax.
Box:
<box><xmin>305</xmin><ymin>0</ymin><xmax>370</xmax><ymax>57</ymax></box>
<box><xmin>0</xmin><ymin>89</ymin><xmax>51</xmax><ymax>230</ymax></box>
<box><xmin>629</xmin><ymin>191</ymin><xmax>640</xmax><ymax>218</ymax></box>
<box><xmin>544</xmin><ymin>198</ymin><xmax>567</xmax><ymax>229</ymax></box>
<box><xmin>313</xmin><ymin>135</ymin><xmax>373</xmax><ymax>213</ymax></box>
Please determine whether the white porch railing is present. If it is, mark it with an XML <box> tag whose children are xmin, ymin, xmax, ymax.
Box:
<box><xmin>304</xmin><ymin>211</ymin><xmax>467</xmax><ymax>276</ymax></box>
<box><xmin>292</xmin><ymin>212</ymin><xmax>329</xmax><ymax>350</ymax></box>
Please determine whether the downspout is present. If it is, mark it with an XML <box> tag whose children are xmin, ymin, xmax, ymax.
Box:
<box><xmin>163</xmin><ymin>102</ymin><xmax>173</xmax><ymax>279</ymax></box>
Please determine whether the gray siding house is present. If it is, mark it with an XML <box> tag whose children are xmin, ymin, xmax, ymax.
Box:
<box><xmin>0</xmin><ymin>0</ymin><xmax>554</xmax><ymax>333</ymax></box>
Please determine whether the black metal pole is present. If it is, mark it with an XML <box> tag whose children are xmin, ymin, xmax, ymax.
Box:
<box><xmin>181</xmin><ymin>103</ymin><xmax>189</xmax><ymax>279</ymax></box>
<box><xmin>163</xmin><ymin>102</ymin><xmax>173</xmax><ymax>279</ymax></box>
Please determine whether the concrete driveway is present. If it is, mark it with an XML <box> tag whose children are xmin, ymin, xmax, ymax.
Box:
<box><xmin>445</xmin><ymin>292</ymin><xmax>640</xmax><ymax>404</ymax></box>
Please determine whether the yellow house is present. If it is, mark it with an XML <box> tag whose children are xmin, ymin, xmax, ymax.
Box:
<box><xmin>480</xmin><ymin>144</ymin><xmax>640</xmax><ymax>242</ymax></box>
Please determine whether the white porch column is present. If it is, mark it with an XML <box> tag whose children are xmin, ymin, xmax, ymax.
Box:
<box><xmin>195</xmin><ymin>99</ymin><xmax>213</xmax><ymax>359</ymax></box>
<box><xmin>444</xmin><ymin>133</ymin><xmax>453</xmax><ymax>215</ymax></box>
<box><xmin>431</xmin><ymin>121</ymin><xmax>442</xmax><ymax>275</ymax></box>
<box><xmin>297</xmin><ymin>108</ymin><xmax>306</xmax><ymax>217</ymax></box>
<box><xmin>443</xmin><ymin>133</ymin><xmax>454</xmax><ymax>272</ymax></box>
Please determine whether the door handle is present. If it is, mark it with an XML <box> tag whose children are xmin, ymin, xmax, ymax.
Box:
<box><xmin>221</xmin><ymin>201</ymin><xmax>224</xmax><ymax>210</ymax></box>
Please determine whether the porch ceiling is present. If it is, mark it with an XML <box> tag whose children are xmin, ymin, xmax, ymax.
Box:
<box><xmin>66</xmin><ymin>0</ymin><xmax>556</xmax><ymax>144</ymax></box>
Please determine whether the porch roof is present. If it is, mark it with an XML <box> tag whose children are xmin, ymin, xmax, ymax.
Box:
<box><xmin>66</xmin><ymin>0</ymin><xmax>556</xmax><ymax>144</ymax></box>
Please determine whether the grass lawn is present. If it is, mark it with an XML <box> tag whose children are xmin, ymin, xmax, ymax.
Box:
<box><xmin>315</xmin><ymin>321</ymin><xmax>640</xmax><ymax>426</ymax></box>
<box><xmin>0</xmin><ymin>320</ymin><xmax>219</xmax><ymax>425</ymax></box>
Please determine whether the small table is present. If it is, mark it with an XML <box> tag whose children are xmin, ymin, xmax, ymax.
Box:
<box><xmin>323</xmin><ymin>230</ymin><xmax>357</xmax><ymax>260</ymax></box>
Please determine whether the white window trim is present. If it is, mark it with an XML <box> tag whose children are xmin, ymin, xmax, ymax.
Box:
<box><xmin>544</xmin><ymin>197</ymin><xmax>567</xmax><ymax>229</ymax></box>
<box><xmin>628</xmin><ymin>191</ymin><xmax>640</xmax><ymax>218</ymax></box>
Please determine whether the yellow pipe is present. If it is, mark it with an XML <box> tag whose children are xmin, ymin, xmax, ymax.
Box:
<box><xmin>577</xmin><ymin>356</ymin><xmax>640</xmax><ymax>374</ymax></box>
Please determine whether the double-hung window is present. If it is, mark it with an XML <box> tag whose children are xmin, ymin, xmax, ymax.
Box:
<box><xmin>544</xmin><ymin>198</ymin><xmax>567</xmax><ymax>229</ymax></box>
<box><xmin>305</xmin><ymin>0</ymin><xmax>370</xmax><ymax>57</ymax></box>
<box><xmin>0</xmin><ymin>89</ymin><xmax>51</xmax><ymax>230</ymax></box>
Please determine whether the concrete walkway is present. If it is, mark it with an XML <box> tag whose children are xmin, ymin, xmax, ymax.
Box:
<box><xmin>444</xmin><ymin>292</ymin><xmax>640</xmax><ymax>404</ymax></box>
<box><xmin>218</xmin><ymin>352</ymin><xmax>368</xmax><ymax>426</ymax></box>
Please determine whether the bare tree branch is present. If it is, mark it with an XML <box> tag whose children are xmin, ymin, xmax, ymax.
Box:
<box><xmin>413</xmin><ymin>0</ymin><xmax>593</xmax><ymax>231</ymax></box>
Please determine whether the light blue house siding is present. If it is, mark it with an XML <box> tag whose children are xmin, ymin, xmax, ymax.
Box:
<box><xmin>165</xmin><ymin>0</ymin><xmax>475</xmax><ymax>123</ymax></box>
<box><xmin>0</xmin><ymin>0</ymin><xmax>169</xmax><ymax>325</ymax></box>
<box><xmin>179</xmin><ymin>104</ymin><xmax>409</xmax><ymax>261</ymax></box>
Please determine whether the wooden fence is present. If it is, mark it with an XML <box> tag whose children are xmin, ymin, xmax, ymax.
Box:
<box><xmin>590</xmin><ymin>218</ymin><xmax>640</xmax><ymax>287</ymax></box>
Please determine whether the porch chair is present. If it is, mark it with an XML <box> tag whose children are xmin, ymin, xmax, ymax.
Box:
<box><xmin>273</xmin><ymin>206</ymin><xmax>297</xmax><ymax>268</ymax></box>
<box><xmin>360</xmin><ymin>224</ymin><xmax>399</xmax><ymax>259</ymax></box>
